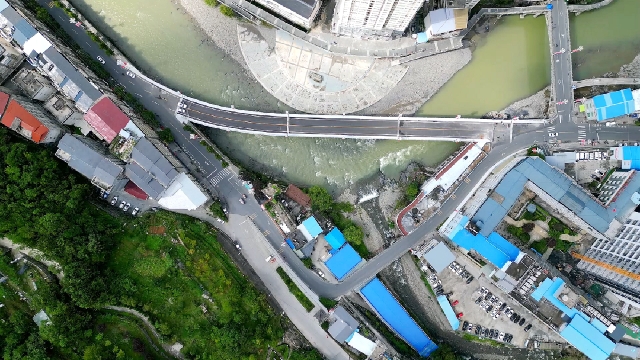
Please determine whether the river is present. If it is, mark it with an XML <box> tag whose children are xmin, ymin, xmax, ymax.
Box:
<box><xmin>68</xmin><ymin>0</ymin><xmax>640</xmax><ymax>190</ymax></box>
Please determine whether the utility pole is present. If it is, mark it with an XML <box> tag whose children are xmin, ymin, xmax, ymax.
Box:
<box><xmin>397</xmin><ymin>114</ymin><xmax>402</xmax><ymax>140</ymax></box>
<box><xmin>286</xmin><ymin>111</ymin><xmax>289</xmax><ymax>137</ymax></box>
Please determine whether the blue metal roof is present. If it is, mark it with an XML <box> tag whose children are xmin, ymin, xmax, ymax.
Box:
<box><xmin>531</xmin><ymin>278</ymin><xmax>553</xmax><ymax>301</ymax></box>
<box><xmin>325</xmin><ymin>227</ymin><xmax>346</xmax><ymax>250</ymax></box>
<box><xmin>560</xmin><ymin>314</ymin><xmax>615</xmax><ymax>360</ymax></box>
<box><xmin>591</xmin><ymin>318</ymin><xmax>608</xmax><ymax>333</ymax></box>
<box><xmin>361</xmin><ymin>278</ymin><xmax>438</xmax><ymax>357</ymax></box>
<box><xmin>0</xmin><ymin>0</ymin><xmax>8</xmax><ymax>12</ymax></box>
<box><xmin>592</xmin><ymin>89</ymin><xmax>636</xmax><ymax>121</ymax></box>
<box><xmin>301</xmin><ymin>216</ymin><xmax>323</xmax><ymax>238</ymax></box>
<box><xmin>324</xmin><ymin>244</ymin><xmax>362</xmax><ymax>280</ymax></box>
<box><xmin>437</xmin><ymin>295</ymin><xmax>460</xmax><ymax>330</ymax></box>
<box><xmin>452</xmin><ymin>229</ymin><xmax>519</xmax><ymax>268</ymax></box>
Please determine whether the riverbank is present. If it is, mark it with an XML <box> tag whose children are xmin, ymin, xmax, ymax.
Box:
<box><xmin>619</xmin><ymin>52</ymin><xmax>640</xmax><ymax>78</ymax></box>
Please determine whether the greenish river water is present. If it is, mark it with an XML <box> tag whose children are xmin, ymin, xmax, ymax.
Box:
<box><xmin>69</xmin><ymin>0</ymin><xmax>640</xmax><ymax>189</ymax></box>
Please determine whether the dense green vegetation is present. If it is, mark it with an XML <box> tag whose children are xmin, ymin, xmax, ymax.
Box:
<box><xmin>219</xmin><ymin>4</ymin><xmax>237</xmax><ymax>17</ymax></box>
<box><xmin>158</xmin><ymin>128</ymin><xmax>175</xmax><ymax>143</ymax></box>
<box><xmin>0</xmin><ymin>128</ymin><xmax>322</xmax><ymax>359</ymax></box>
<box><xmin>306</xmin><ymin>186</ymin><xmax>369</xmax><ymax>258</ymax></box>
<box><xmin>319</xmin><ymin>297</ymin><xmax>338</xmax><ymax>309</ymax></box>
<box><xmin>521</xmin><ymin>203</ymin><xmax>549</xmax><ymax>222</ymax></box>
<box><xmin>429</xmin><ymin>343</ymin><xmax>461</xmax><ymax>360</ymax></box>
<box><xmin>531</xmin><ymin>240</ymin><xmax>549</xmax><ymax>254</ymax></box>
<box><xmin>396</xmin><ymin>180</ymin><xmax>422</xmax><ymax>209</ymax></box>
<box><xmin>276</xmin><ymin>267</ymin><xmax>315</xmax><ymax>312</ymax></box>
<box><xmin>507</xmin><ymin>224</ymin><xmax>530</xmax><ymax>244</ymax></box>
<box><xmin>209</xmin><ymin>199</ymin><xmax>228</xmax><ymax>221</ymax></box>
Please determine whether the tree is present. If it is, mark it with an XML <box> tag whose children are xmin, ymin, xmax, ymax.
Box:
<box><xmin>546</xmin><ymin>238</ymin><xmax>557</xmax><ymax>248</ymax></box>
<box><xmin>429</xmin><ymin>344</ymin><xmax>459</xmax><ymax>360</ymax></box>
<box><xmin>343</xmin><ymin>224</ymin><xmax>364</xmax><ymax>245</ymax></box>
<box><xmin>522</xmin><ymin>222</ymin><xmax>535</xmax><ymax>233</ymax></box>
<box><xmin>158</xmin><ymin>128</ymin><xmax>174</xmax><ymax>143</ymax></box>
<box><xmin>406</xmin><ymin>182</ymin><xmax>420</xmax><ymax>199</ymax></box>
<box><xmin>307</xmin><ymin>186</ymin><xmax>333</xmax><ymax>212</ymax></box>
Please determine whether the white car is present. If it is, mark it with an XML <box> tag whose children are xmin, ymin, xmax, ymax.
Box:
<box><xmin>126</xmin><ymin>71</ymin><xmax>136</xmax><ymax>79</ymax></box>
<box><xmin>96</xmin><ymin>56</ymin><xmax>105</xmax><ymax>64</ymax></box>
<box><xmin>548</xmin><ymin>133</ymin><xmax>558</xmax><ymax>137</ymax></box>
<box><xmin>131</xmin><ymin>207</ymin><xmax>140</xmax><ymax>216</ymax></box>
<box><xmin>119</xmin><ymin>200</ymin><xmax>126</xmax><ymax>209</ymax></box>
<box><xmin>123</xmin><ymin>203</ymin><xmax>131</xmax><ymax>212</ymax></box>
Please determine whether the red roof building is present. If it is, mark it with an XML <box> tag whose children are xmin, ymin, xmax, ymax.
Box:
<box><xmin>83</xmin><ymin>97</ymin><xmax>130</xmax><ymax>143</ymax></box>
<box><xmin>124</xmin><ymin>180</ymin><xmax>148</xmax><ymax>200</ymax></box>
<box><xmin>0</xmin><ymin>92</ymin><xmax>62</xmax><ymax>143</ymax></box>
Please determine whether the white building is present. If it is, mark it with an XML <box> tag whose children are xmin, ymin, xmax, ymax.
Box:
<box><xmin>331</xmin><ymin>0</ymin><xmax>424</xmax><ymax>38</ymax></box>
<box><xmin>424</xmin><ymin>8</ymin><xmax>468</xmax><ymax>39</ymax></box>
<box><xmin>158</xmin><ymin>173</ymin><xmax>208</xmax><ymax>211</ymax></box>
<box><xmin>254</xmin><ymin>0</ymin><xmax>321</xmax><ymax>29</ymax></box>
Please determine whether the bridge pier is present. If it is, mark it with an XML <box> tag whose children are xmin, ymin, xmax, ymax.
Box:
<box><xmin>497</xmin><ymin>14</ymin><xmax>503</xmax><ymax>19</ymax></box>
<box><xmin>520</xmin><ymin>13</ymin><xmax>526</xmax><ymax>18</ymax></box>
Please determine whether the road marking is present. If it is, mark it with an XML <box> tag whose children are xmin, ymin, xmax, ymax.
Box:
<box><xmin>249</xmin><ymin>213</ymin><xmax>257</xmax><ymax>220</ymax></box>
<box><xmin>437</xmin><ymin>209</ymin><xmax>442</xmax><ymax>215</ymax></box>
<box><xmin>48</xmin><ymin>1</ymin><xmax>55</xmax><ymax>7</ymax></box>
<box><xmin>464</xmin><ymin>177</ymin><xmax>470</xmax><ymax>183</ymax></box>
<box><xmin>263</xmin><ymin>230</ymin><xmax>270</xmax><ymax>236</ymax></box>
<box><xmin>209</xmin><ymin>168</ymin><xmax>231</xmax><ymax>186</ymax></box>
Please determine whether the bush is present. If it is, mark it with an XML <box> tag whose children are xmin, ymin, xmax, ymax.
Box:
<box><xmin>158</xmin><ymin>128</ymin><xmax>174</xmax><ymax>143</ymax></box>
<box><xmin>276</xmin><ymin>267</ymin><xmax>314</xmax><ymax>312</ymax></box>
<box><xmin>209</xmin><ymin>200</ymin><xmax>227</xmax><ymax>222</ymax></box>
<box><xmin>183</xmin><ymin>125</ymin><xmax>194</xmax><ymax>133</ymax></box>
<box><xmin>507</xmin><ymin>225</ymin><xmax>530</xmax><ymax>243</ymax></box>
<box><xmin>319</xmin><ymin>297</ymin><xmax>338</xmax><ymax>309</ymax></box>
<box><xmin>531</xmin><ymin>240</ymin><xmax>548</xmax><ymax>254</ymax></box>
<box><xmin>219</xmin><ymin>4</ymin><xmax>236</xmax><ymax>17</ymax></box>
<box><xmin>546</xmin><ymin>238</ymin><xmax>557</xmax><ymax>248</ymax></box>
<box><xmin>204</xmin><ymin>0</ymin><xmax>217</xmax><ymax>6</ymax></box>
<box><xmin>522</xmin><ymin>222</ymin><xmax>535</xmax><ymax>233</ymax></box>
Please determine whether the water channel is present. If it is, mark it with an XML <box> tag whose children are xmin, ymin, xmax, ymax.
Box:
<box><xmin>69</xmin><ymin>0</ymin><xmax>640</xmax><ymax>190</ymax></box>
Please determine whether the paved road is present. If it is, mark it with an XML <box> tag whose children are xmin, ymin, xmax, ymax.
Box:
<box><xmin>181</xmin><ymin>98</ymin><xmax>540</xmax><ymax>141</ymax></box>
<box><xmin>549</xmin><ymin>0</ymin><xmax>574</xmax><ymax>127</ymax></box>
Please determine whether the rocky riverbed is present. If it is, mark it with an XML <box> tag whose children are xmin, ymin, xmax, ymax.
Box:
<box><xmin>618</xmin><ymin>52</ymin><xmax>640</xmax><ymax>78</ymax></box>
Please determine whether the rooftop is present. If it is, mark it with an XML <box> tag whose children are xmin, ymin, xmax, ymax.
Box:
<box><xmin>325</xmin><ymin>227</ymin><xmax>346</xmax><ymax>250</ymax></box>
<box><xmin>0</xmin><ymin>98</ymin><xmax>50</xmax><ymax>143</ymax></box>
<box><xmin>56</xmin><ymin>134</ymin><xmax>123</xmax><ymax>190</ymax></box>
<box><xmin>83</xmin><ymin>97</ymin><xmax>130</xmax><ymax>143</ymax></box>
<box><xmin>267</xmin><ymin>0</ymin><xmax>318</xmax><ymax>18</ymax></box>
<box><xmin>285</xmin><ymin>184</ymin><xmax>311</xmax><ymax>207</ymax></box>
<box><xmin>297</xmin><ymin>216</ymin><xmax>323</xmax><ymax>241</ymax></box>
<box><xmin>126</xmin><ymin>138</ymin><xmax>179</xmax><ymax>199</ymax></box>
<box><xmin>436</xmin><ymin>295</ymin><xmax>460</xmax><ymax>330</ymax></box>
<box><xmin>423</xmin><ymin>242</ymin><xmax>456</xmax><ymax>274</ymax></box>
<box><xmin>328</xmin><ymin>306</ymin><xmax>358</xmax><ymax>343</ymax></box>
<box><xmin>324</xmin><ymin>244</ymin><xmax>362</xmax><ymax>280</ymax></box>
<box><xmin>591</xmin><ymin>88</ymin><xmax>636</xmax><ymax>121</ymax></box>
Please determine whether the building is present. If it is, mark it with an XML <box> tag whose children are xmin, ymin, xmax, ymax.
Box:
<box><xmin>582</xmin><ymin>88</ymin><xmax>636</xmax><ymax>121</ymax></box>
<box><xmin>285</xmin><ymin>184</ymin><xmax>311</xmax><ymax>208</ymax></box>
<box><xmin>324</xmin><ymin>227</ymin><xmax>347</xmax><ymax>251</ymax></box>
<box><xmin>0</xmin><ymin>37</ymin><xmax>23</xmax><ymax>83</ymax></box>
<box><xmin>84</xmin><ymin>97</ymin><xmax>137</xmax><ymax>143</ymax></box>
<box><xmin>611</xmin><ymin>146</ymin><xmax>640</xmax><ymax>170</ymax></box>
<box><xmin>424</xmin><ymin>8</ymin><xmax>468</xmax><ymax>39</ymax></box>
<box><xmin>597</xmin><ymin>170</ymin><xmax>634</xmax><ymax>205</ymax></box>
<box><xmin>254</xmin><ymin>0</ymin><xmax>320</xmax><ymax>28</ymax></box>
<box><xmin>297</xmin><ymin>216</ymin><xmax>323</xmax><ymax>241</ymax></box>
<box><xmin>422</xmin><ymin>241</ymin><xmax>456</xmax><ymax>274</ymax></box>
<box><xmin>436</xmin><ymin>295</ymin><xmax>460</xmax><ymax>330</ymax></box>
<box><xmin>34</xmin><ymin>47</ymin><xmax>102</xmax><ymax>112</ymax></box>
<box><xmin>328</xmin><ymin>306</ymin><xmax>359</xmax><ymax>342</ymax></box>
<box><xmin>125</xmin><ymin>138</ymin><xmax>179</xmax><ymax>200</ymax></box>
<box><xmin>12</xmin><ymin>68</ymin><xmax>56</xmax><ymax>101</ymax></box>
<box><xmin>0</xmin><ymin>91</ymin><xmax>62</xmax><ymax>143</ymax></box>
<box><xmin>157</xmin><ymin>173</ymin><xmax>208</xmax><ymax>211</ymax></box>
<box><xmin>324</xmin><ymin>244</ymin><xmax>363</xmax><ymax>280</ymax></box>
<box><xmin>332</xmin><ymin>0</ymin><xmax>424</xmax><ymax>38</ymax></box>
<box><xmin>43</xmin><ymin>94</ymin><xmax>85</xmax><ymax>131</ymax></box>
<box><xmin>422</xmin><ymin>142</ymin><xmax>484</xmax><ymax>195</ymax></box>
<box><xmin>55</xmin><ymin>134</ymin><xmax>125</xmax><ymax>191</ymax></box>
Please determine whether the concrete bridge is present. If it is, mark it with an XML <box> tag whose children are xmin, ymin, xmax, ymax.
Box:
<box><xmin>573</xmin><ymin>78</ymin><xmax>640</xmax><ymax>89</ymax></box>
<box><xmin>569</xmin><ymin>0</ymin><xmax>615</xmax><ymax>15</ymax></box>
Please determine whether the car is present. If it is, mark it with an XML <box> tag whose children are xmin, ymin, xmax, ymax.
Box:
<box><xmin>126</xmin><ymin>71</ymin><xmax>136</xmax><ymax>78</ymax></box>
<box><xmin>119</xmin><ymin>200</ymin><xmax>126</xmax><ymax>209</ymax></box>
<box><xmin>483</xmin><ymin>329</ymin><xmax>489</xmax><ymax>338</ymax></box>
<box><xmin>449</xmin><ymin>263</ymin><xmax>456</xmax><ymax>270</ymax></box>
<box><xmin>499</xmin><ymin>332</ymin><xmax>505</xmax><ymax>341</ymax></box>
<box><xmin>500</xmin><ymin>303</ymin><xmax>507</xmax><ymax>311</ymax></box>
<box><xmin>110</xmin><ymin>196</ymin><xmax>118</xmax><ymax>206</ymax></box>
<box><xmin>548</xmin><ymin>132</ymin><xmax>558</xmax><ymax>137</ymax></box>
<box><xmin>466</xmin><ymin>276</ymin><xmax>474</xmax><ymax>284</ymax></box>
<box><xmin>475</xmin><ymin>297</ymin><xmax>483</xmax><ymax>304</ymax></box>
<box><xmin>233</xmin><ymin>241</ymin><xmax>242</xmax><ymax>251</ymax></box>
<box><xmin>467</xmin><ymin>323</ymin><xmax>474</xmax><ymax>332</ymax></box>
<box><xmin>316</xmin><ymin>269</ymin><xmax>325</xmax><ymax>278</ymax></box>
<box><xmin>484</xmin><ymin>293</ymin><xmax>492</xmax><ymax>301</ymax></box>
<box><xmin>519</xmin><ymin>318</ymin><xmax>526</xmax><ymax>326</ymax></box>
<box><xmin>486</xmin><ymin>305</ymin><xmax>493</xmax><ymax>313</ymax></box>
<box><xmin>463</xmin><ymin>321</ymin><xmax>469</xmax><ymax>330</ymax></box>
<box><xmin>492</xmin><ymin>329</ymin><xmax>499</xmax><ymax>339</ymax></box>
<box><xmin>123</xmin><ymin>203</ymin><xmax>131</xmax><ymax>211</ymax></box>
<box><xmin>239</xmin><ymin>198</ymin><xmax>245</xmax><ymax>204</ymax></box>
<box><xmin>488</xmin><ymin>329</ymin><xmax>494</xmax><ymax>338</ymax></box>
<box><xmin>97</xmin><ymin>56</ymin><xmax>105</xmax><ymax>64</ymax></box>
<box><xmin>524</xmin><ymin>324</ymin><xmax>532</xmax><ymax>332</ymax></box>
<box><xmin>475</xmin><ymin>326</ymin><xmax>482</xmax><ymax>335</ymax></box>
<box><xmin>493</xmin><ymin>313</ymin><xmax>499</xmax><ymax>319</ymax></box>
<box><xmin>131</xmin><ymin>207</ymin><xmax>140</xmax><ymax>216</ymax></box>
<box><xmin>505</xmin><ymin>334</ymin><xmax>512</xmax><ymax>343</ymax></box>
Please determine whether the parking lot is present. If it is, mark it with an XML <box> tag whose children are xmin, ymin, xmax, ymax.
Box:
<box><xmin>433</xmin><ymin>255</ymin><xmax>565</xmax><ymax>347</ymax></box>
<box><xmin>100</xmin><ymin>187</ymin><xmax>157</xmax><ymax>217</ymax></box>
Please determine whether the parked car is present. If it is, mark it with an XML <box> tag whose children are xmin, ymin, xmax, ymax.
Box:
<box><xmin>548</xmin><ymin>132</ymin><xmax>558</xmax><ymax>137</ymax></box>
<box><xmin>519</xmin><ymin>317</ymin><xmax>526</xmax><ymax>326</ymax></box>
<box><xmin>524</xmin><ymin>324</ymin><xmax>532</xmax><ymax>332</ymax></box>
<box><xmin>110</xmin><ymin>196</ymin><xmax>118</xmax><ymax>206</ymax></box>
<box><xmin>316</xmin><ymin>269</ymin><xmax>325</xmax><ymax>278</ymax></box>
<box><xmin>123</xmin><ymin>203</ymin><xmax>131</xmax><ymax>211</ymax></box>
<box><xmin>126</xmin><ymin>71</ymin><xmax>136</xmax><ymax>78</ymax></box>
<box><xmin>475</xmin><ymin>326</ymin><xmax>482</xmax><ymax>335</ymax></box>
<box><xmin>97</xmin><ymin>56</ymin><xmax>105</xmax><ymax>64</ymax></box>
<box><xmin>486</xmin><ymin>305</ymin><xmax>493</xmax><ymax>313</ymax></box>
<box><xmin>499</xmin><ymin>332</ymin><xmax>505</xmax><ymax>341</ymax></box>
<box><xmin>492</xmin><ymin>329</ymin><xmax>499</xmax><ymax>339</ymax></box>
<box><xmin>119</xmin><ymin>200</ymin><xmax>125</xmax><ymax>209</ymax></box>
<box><xmin>233</xmin><ymin>241</ymin><xmax>242</xmax><ymax>251</ymax></box>
<box><xmin>467</xmin><ymin>323</ymin><xmax>474</xmax><ymax>332</ymax></box>
<box><xmin>466</xmin><ymin>276</ymin><xmax>474</xmax><ymax>284</ymax></box>
<box><xmin>131</xmin><ymin>207</ymin><xmax>140</xmax><ymax>216</ymax></box>
<box><xmin>475</xmin><ymin>296</ymin><xmax>483</xmax><ymax>304</ymax></box>
<box><xmin>500</xmin><ymin>303</ymin><xmax>507</xmax><ymax>311</ymax></box>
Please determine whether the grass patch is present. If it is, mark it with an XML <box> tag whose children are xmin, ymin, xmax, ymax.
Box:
<box><xmin>301</xmin><ymin>257</ymin><xmax>313</xmax><ymax>269</ymax></box>
<box><xmin>506</xmin><ymin>224</ymin><xmax>530</xmax><ymax>244</ymax></box>
<box><xmin>109</xmin><ymin>211</ymin><xmax>285</xmax><ymax>357</ymax></box>
<box><xmin>520</xmin><ymin>202</ymin><xmax>549</xmax><ymax>222</ymax></box>
<box><xmin>276</xmin><ymin>267</ymin><xmax>314</xmax><ymax>312</ymax></box>
<box><xmin>555</xmin><ymin>239</ymin><xmax>574</xmax><ymax>252</ymax></box>
<box><xmin>531</xmin><ymin>240</ymin><xmax>548</xmax><ymax>255</ymax></box>
<box><xmin>319</xmin><ymin>297</ymin><xmax>338</xmax><ymax>309</ymax></box>
<box><xmin>462</xmin><ymin>333</ymin><xmax>505</xmax><ymax>347</ymax></box>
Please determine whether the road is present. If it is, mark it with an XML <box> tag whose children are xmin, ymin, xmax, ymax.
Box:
<box><xmin>180</xmin><ymin>98</ymin><xmax>539</xmax><ymax>141</ymax></box>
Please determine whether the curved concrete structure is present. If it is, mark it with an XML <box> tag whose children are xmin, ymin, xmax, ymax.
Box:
<box><xmin>238</xmin><ymin>25</ymin><xmax>408</xmax><ymax>114</ymax></box>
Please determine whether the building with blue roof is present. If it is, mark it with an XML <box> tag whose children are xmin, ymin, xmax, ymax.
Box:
<box><xmin>471</xmin><ymin>157</ymin><xmax>640</xmax><ymax>237</ymax></box>
<box><xmin>297</xmin><ymin>216</ymin><xmax>323</xmax><ymax>241</ymax></box>
<box><xmin>583</xmin><ymin>88</ymin><xmax>636</xmax><ymax>121</ymax></box>
<box><xmin>530</xmin><ymin>277</ymin><xmax>616</xmax><ymax>360</ymax></box>
<box><xmin>324</xmin><ymin>227</ymin><xmax>346</xmax><ymax>250</ymax></box>
<box><xmin>436</xmin><ymin>295</ymin><xmax>460</xmax><ymax>330</ymax></box>
<box><xmin>324</xmin><ymin>244</ymin><xmax>362</xmax><ymax>280</ymax></box>
<box><xmin>451</xmin><ymin>228</ymin><xmax>521</xmax><ymax>269</ymax></box>
<box><xmin>360</xmin><ymin>278</ymin><xmax>438</xmax><ymax>357</ymax></box>
<box><xmin>12</xmin><ymin>19</ymin><xmax>36</xmax><ymax>47</ymax></box>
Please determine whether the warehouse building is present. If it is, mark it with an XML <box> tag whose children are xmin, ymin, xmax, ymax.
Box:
<box><xmin>424</xmin><ymin>8</ymin><xmax>468</xmax><ymax>40</ymax></box>
<box><xmin>582</xmin><ymin>88</ymin><xmax>636</xmax><ymax>122</ymax></box>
